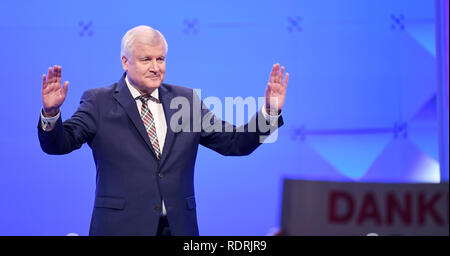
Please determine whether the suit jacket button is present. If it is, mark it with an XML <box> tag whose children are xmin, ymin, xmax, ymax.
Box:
<box><xmin>158</xmin><ymin>173</ymin><xmax>163</xmax><ymax>178</ymax></box>
<box><xmin>155</xmin><ymin>205</ymin><xmax>161</xmax><ymax>210</ymax></box>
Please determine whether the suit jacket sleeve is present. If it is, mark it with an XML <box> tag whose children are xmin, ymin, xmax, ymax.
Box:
<box><xmin>199</xmin><ymin>99</ymin><xmax>284</xmax><ymax>156</ymax></box>
<box><xmin>38</xmin><ymin>90</ymin><xmax>98</xmax><ymax>155</ymax></box>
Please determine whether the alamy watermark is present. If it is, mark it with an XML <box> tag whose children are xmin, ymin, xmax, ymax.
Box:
<box><xmin>167</xmin><ymin>89</ymin><xmax>280</xmax><ymax>143</ymax></box>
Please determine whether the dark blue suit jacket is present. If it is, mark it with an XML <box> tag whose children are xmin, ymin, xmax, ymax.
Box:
<box><xmin>38</xmin><ymin>73</ymin><xmax>283</xmax><ymax>236</ymax></box>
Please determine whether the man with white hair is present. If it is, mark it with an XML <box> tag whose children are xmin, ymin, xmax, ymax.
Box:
<box><xmin>38</xmin><ymin>25</ymin><xmax>289</xmax><ymax>236</ymax></box>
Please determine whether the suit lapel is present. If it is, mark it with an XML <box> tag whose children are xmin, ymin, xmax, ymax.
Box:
<box><xmin>159</xmin><ymin>84</ymin><xmax>177</xmax><ymax>167</ymax></box>
<box><xmin>113</xmin><ymin>74</ymin><xmax>159</xmax><ymax>161</ymax></box>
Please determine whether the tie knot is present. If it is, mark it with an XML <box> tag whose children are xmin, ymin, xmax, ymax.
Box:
<box><xmin>136</xmin><ymin>94</ymin><xmax>160</xmax><ymax>104</ymax></box>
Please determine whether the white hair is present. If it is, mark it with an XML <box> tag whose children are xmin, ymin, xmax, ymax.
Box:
<box><xmin>121</xmin><ymin>25</ymin><xmax>168</xmax><ymax>59</ymax></box>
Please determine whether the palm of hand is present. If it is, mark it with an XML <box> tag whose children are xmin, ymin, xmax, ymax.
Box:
<box><xmin>42</xmin><ymin>65</ymin><xmax>69</xmax><ymax>115</ymax></box>
<box><xmin>265</xmin><ymin>63</ymin><xmax>289</xmax><ymax>114</ymax></box>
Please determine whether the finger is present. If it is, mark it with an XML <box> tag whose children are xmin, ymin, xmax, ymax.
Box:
<box><xmin>274</xmin><ymin>63</ymin><xmax>281</xmax><ymax>83</ymax></box>
<box><xmin>62</xmin><ymin>81</ymin><xmax>69</xmax><ymax>96</ymax></box>
<box><xmin>54</xmin><ymin>65</ymin><xmax>59</xmax><ymax>78</ymax></box>
<box><xmin>283</xmin><ymin>73</ymin><xmax>289</xmax><ymax>89</ymax></box>
<box><xmin>269</xmin><ymin>64</ymin><xmax>277</xmax><ymax>83</ymax></box>
<box><xmin>50</xmin><ymin>66</ymin><xmax>57</xmax><ymax>84</ymax></box>
<box><xmin>47</xmin><ymin>67</ymin><xmax>53</xmax><ymax>82</ymax></box>
<box><xmin>279</xmin><ymin>66</ymin><xmax>285</xmax><ymax>84</ymax></box>
<box><xmin>56</xmin><ymin>66</ymin><xmax>61</xmax><ymax>84</ymax></box>
<box><xmin>42</xmin><ymin>74</ymin><xmax>47</xmax><ymax>90</ymax></box>
<box><xmin>273</xmin><ymin>63</ymin><xmax>279</xmax><ymax>77</ymax></box>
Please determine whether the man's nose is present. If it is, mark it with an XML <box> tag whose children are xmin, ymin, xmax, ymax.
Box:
<box><xmin>149</xmin><ymin>59</ymin><xmax>159</xmax><ymax>72</ymax></box>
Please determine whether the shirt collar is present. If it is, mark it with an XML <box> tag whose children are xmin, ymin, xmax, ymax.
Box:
<box><xmin>125</xmin><ymin>74</ymin><xmax>159</xmax><ymax>101</ymax></box>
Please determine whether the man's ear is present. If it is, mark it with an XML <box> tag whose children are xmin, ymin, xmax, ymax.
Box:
<box><xmin>121</xmin><ymin>56</ymin><xmax>128</xmax><ymax>71</ymax></box>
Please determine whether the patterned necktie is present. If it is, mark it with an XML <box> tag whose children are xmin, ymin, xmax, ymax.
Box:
<box><xmin>136</xmin><ymin>95</ymin><xmax>161</xmax><ymax>160</ymax></box>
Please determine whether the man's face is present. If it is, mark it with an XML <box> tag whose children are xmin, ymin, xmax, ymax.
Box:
<box><xmin>122</xmin><ymin>41</ymin><xmax>166</xmax><ymax>94</ymax></box>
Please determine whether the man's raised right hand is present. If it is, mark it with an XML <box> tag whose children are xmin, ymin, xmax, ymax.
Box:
<box><xmin>42</xmin><ymin>65</ymin><xmax>69</xmax><ymax>117</ymax></box>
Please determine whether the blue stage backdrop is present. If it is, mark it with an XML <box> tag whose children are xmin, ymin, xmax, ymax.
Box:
<box><xmin>0</xmin><ymin>0</ymin><xmax>443</xmax><ymax>235</ymax></box>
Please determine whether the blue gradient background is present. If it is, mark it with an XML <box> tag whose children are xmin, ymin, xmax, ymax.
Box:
<box><xmin>0</xmin><ymin>0</ymin><xmax>444</xmax><ymax>235</ymax></box>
